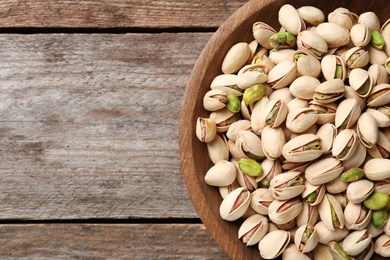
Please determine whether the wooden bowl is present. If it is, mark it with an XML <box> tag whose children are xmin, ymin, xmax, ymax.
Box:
<box><xmin>179</xmin><ymin>0</ymin><xmax>390</xmax><ymax>259</ymax></box>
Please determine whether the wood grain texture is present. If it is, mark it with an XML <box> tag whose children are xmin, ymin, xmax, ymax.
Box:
<box><xmin>0</xmin><ymin>32</ymin><xmax>212</xmax><ymax>219</ymax></box>
<box><xmin>0</xmin><ymin>0</ymin><xmax>247</xmax><ymax>29</ymax></box>
<box><xmin>0</xmin><ymin>224</ymin><xmax>228</xmax><ymax>259</ymax></box>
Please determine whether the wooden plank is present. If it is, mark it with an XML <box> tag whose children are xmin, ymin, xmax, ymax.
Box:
<box><xmin>0</xmin><ymin>33</ymin><xmax>213</xmax><ymax>219</ymax></box>
<box><xmin>0</xmin><ymin>223</ymin><xmax>228</xmax><ymax>259</ymax></box>
<box><xmin>0</xmin><ymin>0</ymin><xmax>247</xmax><ymax>29</ymax></box>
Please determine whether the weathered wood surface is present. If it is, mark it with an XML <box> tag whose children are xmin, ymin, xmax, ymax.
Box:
<box><xmin>0</xmin><ymin>224</ymin><xmax>228</xmax><ymax>259</ymax></box>
<box><xmin>0</xmin><ymin>33</ymin><xmax>212</xmax><ymax>219</ymax></box>
<box><xmin>0</xmin><ymin>0</ymin><xmax>246</xmax><ymax>29</ymax></box>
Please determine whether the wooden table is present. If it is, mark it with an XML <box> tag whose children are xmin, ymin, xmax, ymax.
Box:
<box><xmin>0</xmin><ymin>0</ymin><xmax>250</xmax><ymax>259</ymax></box>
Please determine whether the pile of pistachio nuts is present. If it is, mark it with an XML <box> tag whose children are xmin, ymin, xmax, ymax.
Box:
<box><xmin>196</xmin><ymin>4</ymin><xmax>390</xmax><ymax>260</ymax></box>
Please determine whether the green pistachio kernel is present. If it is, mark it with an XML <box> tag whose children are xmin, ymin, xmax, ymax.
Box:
<box><xmin>293</xmin><ymin>53</ymin><xmax>305</xmax><ymax>62</ymax></box>
<box><xmin>363</xmin><ymin>192</ymin><xmax>390</xmax><ymax>210</ymax></box>
<box><xmin>329</xmin><ymin>241</ymin><xmax>351</xmax><ymax>260</ymax></box>
<box><xmin>226</xmin><ymin>94</ymin><xmax>241</xmax><ymax>113</ymax></box>
<box><xmin>260</xmin><ymin>178</ymin><xmax>270</xmax><ymax>187</ymax></box>
<box><xmin>305</xmin><ymin>191</ymin><xmax>318</xmax><ymax>203</ymax></box>
<box><xmin>372</xmin><ymin>209</ymin><xmax>389</xmax><ymax>228</ymax></box>
<box><xmin>243</xmin><ymin>84</ymin><xmax>265</xmax><ymax>105</ymax></box>
<box><xmin>335</xmin><ymin>65</ymin><xmax>343</xmax><ymax>79</ymax></box>
<box><xmin>387</xmin><ymin>61</ymin><xmax>390</xmax><ymax>70</ymax></box>
<box><xmin>341</xmin><ymin>168</ymin><xmax>365</xmax><ymax>182</ymax></box>
<box><xmin>238</xmin><ymin>158</ymin><xmax>263</xmax><ymax>177</ymax></box>
<box><xmin>330</xmin><ymin>200</ymin><xmax>341</xmax><ymax>227</ymax></box>
<box><xmin>371</xmin><ymin>30</ymin><xmax>385</xmax><ymax>49</ymax></box>
<box><xmin>269</xmin><ymin>32</ymin><xmax>297</xmax><ymax>49</ymax></box>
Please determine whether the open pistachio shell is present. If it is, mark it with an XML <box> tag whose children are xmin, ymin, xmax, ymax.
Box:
<box><xmin>374</xmin><ymin>233</ymin><xmax>390</xmax><ymax>257</ymax></box>
<box><xmin>261</xmin><ymin>125</ymin><xmax>286</xmax><ymax>160</ymax></box>
<box><xmin>221</xmin><ymin>42</ymin><xmax>251</xmax><ymax>74</ymax></box>
<box><xmin>364</xmin><ymin>158</ymin><xmax>390</xmax><ymax>181</ymax></box>
<box><xmin>297</xmin><ymin>30</ymin><xmax>328</xmax><ymax>59</ymax></box>
<box><xmin>196</xmin><ymin>117</ymin><xmax>217</xmax><ymax>143</ymax></box>
<box><xmin>346</xmin><ymin>179</ymin><xmax>374</xmax><ymax>204</ymax></box>
<box><xmin>328</xmin><ymin>7</ymin><xmax>358</xmax><ymax>30</ymax></box>
<box><xmin>210</xmin><ymin>74</ymin><xmax>243</xmax><ymax>96</ymax></box>
<box><xmin>342</xmin><ymin>229</ymin><xmax>372</xmax><ymax>256</ymax></box>
<box><xmin>315</xmin><ymin>22</ymin><xmax>350</xmax><ymax>48</ymax></box>
<box><xmin>359</xmin><ymin>11</ymin><xmax>380</xmax><ymax>32</ymax></box>
<box><xmin>250</xmin><ymin>188</ymin><xmax>274</xmax><ymax>215</ymax></box>
<box><xmin>374</xmin><ymin>180</ymin><xmax>390</xmax><ymax>195</ymax></box>
<box><xmin>238</xmin><ymin>214</ymin><xmax>268</xmax><ymax>246</ymax></box>
<box><xmin>207</xmin><ymin>133</ymin><xmax>229</xmax><ymax>164</ymax></box>
<box><xmin>321</xmin><ymin>54</ymin><xmax>347</xmax><ymax>81</ymax></box>
<box><xmin>269</xmin><ymin>171</ymin><xmax>305</xmax><ymax>200</ymax></box>
<box><xmin>286</xmin><ymin>107</ymin><xmax>319</xmax><ymax>133</ymax></box>
<box><xmin>278</xmin><ymin>4</ymin><xmax>305</xmax><ymax>35</ymax></box>
<box><xmin>204</xmin><ymin>160</ymin><xmax>237</xmax><ymax>186</ymax></box>
<box><xmin>319</xmin><ymin>193</ymin><xmax>345</xmax><ymax>231</ymax></box>
<box><xmin>256</xmin><ymin>158</ymin><xmax>282</xmax><ymax>185</ymax></box>
<box><xmin>344</xmin><ymin>201</ymin><xmax>372</xmax><ymax>231</ymax></box>
<box><xmin>258</xmin><ymin>230</ymin><xmax>290</xmax><ymax>259</ymax></box>
<box><xmin>309</xmin><ymin>101</ymin><xmax>337</xmax><ymax>125</ymax></box>
<box><xmin>253</xmin><ymin>22</ymin><xmax>277</xmax><ymax>50</ymax></box>
<box><xmin>210</xmin><ymin>107</ymin><xmax>240</xmax><ymax>132</ymax></box>
<box><xmin>203</xmin><ymin>89</ymin><xmax>228</xmax><ymax>111</ymax></box>
<box><xmin>367</xmin><ymin>130</ymin><xmax>390</xmax><ymax>159</ymax></box>
<box><xmin>344</xmin><ymin>46</ymin><xmax>370</xmax><ymax>69</ymax></box>
<box><xmin>368</xmin><ymin>63</ymin><xmax>389</xmax><ymax>86</ymax></box>
<box><xmin>326</xmin><ymin>176</ymin><xmax>349</xmax><ymax>194</ymax></box>
<box><xmin>236</xmin><ymin>164</ymin><xmax>258</xmax><ymax>192</ymax></box>
<box><xmin>357</xmin><ymin>112</ymin><xmax>378</xmax><ymax>148</ymax></box>
<box><xmin>313</xmin><ymin>78</ymin><xmax>345</xmax><ymax>104</ymax></box>
<box><xmin>332</xmin><ymin>129</ymin><xmax>359</xmax><ymax>161</ymax></box>
<box><xmin>293</xmin><ymin>49</ymin><xmax>321</xmax><ymax>77</ymax></box>
<box><xmin>342</xmin><ymin>140</ymin><xmax>367</xmax><ymax>170</ymax></box>
<box><xmin>302</xmin><ymin>182</ymin><xmax>325</xmax><ymax>206</ymax></box>
<box><xmin>297</xmin><ymin>6</ymin><xmax>325</xmax><ymax>26</ymax></box>
<box><xmin>219</xmin><ymin>187</ymin><xmax>251</xmax><ymax>221</ymax></box>
<box><xmin>237</xmin><ymin>64</ymin><xmax>268</xmax><ymax>89</ymax></box>
<box><xmin>350</xmin><ymin>23</ymin><xmax>371</xmax><ymax>47</ymax></box>
<box><xmin>366</xmin><ymin>106</ymin><xmax>390</xmax><ymax>128</ymax></box>
<box><xmin>226</xmin><ymin>120</ymin><xmax>251</xmax><ymax>142</ymax></box>
<box><xmin>282</xmin><ymin>134</ymin><xmax>324</xmax><ymax>163</ymax></box>
<box><xmin>335</xmin><ymin>98</ymin><xmax>361</xmax><ymax>131</ymax></box>
<box><xmin>296</xmin><ymin>201</ymin><xmax>319</xmax><ymax>227</ymax></box>
<box><xmin>250</xmin><ymin>96</ymin><xmax>269</xmax><ymax>135</ymax></box>
<box><xmin>316</xmin><ymin>123</ymin><xmax>336</xmax><ymax>154</ymax></box>
<box><xmin>268</xmin><ymin>198</ymin><xmax>302</xmax><ymax>224</ymax></box>
<box><xmin>349</xmin><ymin>68</ymin><xmax>374</xmax><ymax>97</ymax></box>
<box><xmin>267</xmin><ymin>60</ymin><xmax>297</xmax><ymax>89</ymax></box>
<box><xmin>314</xmin><ymin>221</ymin><xmax>349</xmax><ymax>244</ymax></box>
<box><xmin>367</xmin><ymin>84</ymin><xmax>390</xmax><ymax>107</ymax></box>
<box><xmin>305</xmin><ymin>157</ymin><xmax>344</xmax><ymax>185</ymax></box>
<box><xmin>263</xmin><ymin>99</ymin><xmax>288</xmax><ymax>128</ymax></box>
<box><xmin>289</xmin><ymin>76</ymin><xmax>321</xmax><ymax>100</ymax></box>
<box><xmin>294</xmin><ymin>224</ymin><xmax>318</xmax><ymax>253</ymax></box>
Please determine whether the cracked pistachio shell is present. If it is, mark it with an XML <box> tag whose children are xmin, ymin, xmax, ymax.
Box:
<box><xmin>364</xmin><ymin>158</ymin><xmax>390</xmax><ymax>181</ymax></box>
<box><xmin>203</xmin><ymin>89</ymin><xmax>227</xmax><ymax>111</ymax></box>
<box><xmin>207</xmin><ymin>133</ymin><xmax>229</xmax><ymax>164</ymax></box>
<box><xmin>237</xmin><ymin>64</ymin><xmax>268</xmax><ymax>90</ymax></box>
<box><xmin>210</xmin><ymin>74</ymin><xmax>242</xmax><ymax>96</ymax></box>
<box><xmin>252</xmin><ymin>22</ymin><xmax>277</xmax><ymax>50</ymax></box>
<box><xmin>359</xmin><ymin>11</ymin><xmax>380</xmax><ymax>32</ymax></box>
<box><xmin>374</xmin><ymin>233</ymin><xmax>390</xmax><ymax>257</ymax></box>
<box><xmin>367</xmin><ymin>84</ymin><xmax>390</xmax><ymax>107</ymax></box>
<box><xmin>196</xmin><ymin>117</ymin><xmax>217</xmax><ymax>143</ymax></box>
<box><xmin>333</xmin><ymin>126</ymin><xmax>359</xmax><ymax>156</ymax></box>
<box><xmin>321</xmin><ymin>54</ymin><xmax>346</xmax><ymax>81</ymax></box>
<box><xmin>297</xmin><ymin>30</ymin><xmax>328</xmax><ymax>59</ymax></box>
<box><xmin>349</xmin><ymin>68</ymin><xmax>374</xmax><ymax>98</ymax></box>
<box><xmin>261</xmin><ymin>126</ymin><xmax>285</xmax><ymax>160</ymax></box>
<box><xmin>278</xmin><ymin>4</ymin><xmax>305</xmax><ymax>35</ymax></box>
<box><xmin>314</xmin><ymin>221</ymin><xmax>349</xmax><ymax>244</ymax></box>
<box><xmin>313</xmin><ymin>78</ymin><xmax>345</xmax><ymax>104</ymax></box>
<box><xmin>228</xmin><ymin>139</ymin><xmax>245</xmax><ymax>161</ymax></box>
<box><xmin>226</xmin><ymin>120</ymin><xmax>251</xmax><ymax>142</ymax></box>
<box><xmin>236</xmin><ymin>130</ymin><xmax>264</xmax><ymax>160</ymax></box>
<box><xmin>297</xmin><ymin>201</ymin><xmax>319</xmax><ymax>227</ymax></box>
<box><xmin>236</xmin><ymin>164</ymin><xmax>258</xmax><ymax>192</ymax></box>
<box><xmin>259</xmin><ymin>230</ymin><xmax>290</xmax><ymax>259</ymax></box>
<box><xmin>256</xmin><ymin>158</ymin><xmax>282</xmax><ymax>183</ymax></box>
<box><xmin>267</xmin><ymin>60</ymin><xmax>297</xmax><ymax>89</ymax></box>
<box><xmin>221</xmin><ymin>42</ymin><xmax>251</xmax><ymax>74</ymax></box>
<box><xmin>286</xmin><ymin>107</ymin><xmax>318</xmax><ymax>133</ymax></box>
<box><xmin>282</xmin><ymin>244</ymin><xmax>312</xmax><ymax>260</ymax></box>
<box><xmin>344</xmin><ymin>201</ymin><xmax>372</xmax><ymax>231</ymax></box>
<box><xmin>289</xmin><ymin>76</ymin><xmax>321</xmax><ymax>100</ymax></box>
<box><xmin>269</xmin><ymin>171</ymin><xmax>305</xmax><ymax>200</ymax></box>
<box><xmin>219</xmin><ymin>187</ymin><xmax>251</xmax><ymax>221</ymax></box>
<box><xmin>315</xmin><ymin>22</ymin><xmax>350</xmax><ymax>48</ymax></box>
<box><xmin>238</xmin><ymin>214</ymin><xmax>268</xmax><ymax>246</ymax></box>
<box><xmin>294</xmin><ymin>224</ymin><xmax>318</xmax><ymax>253</ymax></box>
<box><xmin>204</xmin><ymin>160</ymin><xmax>236</xmax><ymax>187</ymax></box>
<box><xmin>250</xmin><ymin>96</ymin><xmax>269</xmax><ymax>135</ymax></box>
<box><xmin>342</xmin><ymin>229</ymin><xmax>372</xmax><ymax>256</ymax></box>
<box><xmin>368</xmin><ymin>64</ymin><xmax>389</xmax><ymax>86</ymax></box>
<box><xmin>344</xmin><ymin>46</ymin><xmax>369</xmax><ymax>69</ymax></box>
<box><xmin>346</xmin><ymin>179</ymin><xmax>374</xmax><ymax>204</ymax></box>
<box><xmin>210</xmin><ymin>107</ymin><xmax>240</xmax><ymax>132</ymax></box>
<box><xmin>319</xmin><ymin>193</ymin><xmax>345</xmax><ymax>231</ymax></box>
<box><xmin>326</xmin><ymin>176</ymin><xmax>348</xmax><ymax>194</ymax></box>
<box><xmin>305</xmin><ymin>157</ymin><xmax>344</xmax><ymax>185</ymax></box>
<box><xmin>297</xmin><ymin>6</ymin><xmax>324</xmax><ymax>26</ymax></box>
<box><xmin>219</xmin><ymin>179</ymin><xmax>240</xmax><ymax>199</ymax></box>
<box><xmin>357</xmin><ymin>112</ymin><xmax>378</xmax><ymax>148</ymax></box>
<box><xmin>368</xmin><ymin>130</ymin><xmax>390</xmax><ymax>159</ymax></box>
<box><xmin>302</xmin><ymin>182</ymin><xmax>325</xmax><ymax>206</ymax></box>
<box><xmin>282</xmin><ymin>134</ymin><xmax>323</xmax><ymax>163</ymax></box>
<box><xmin>293</xmin><ymin>49</ymin><xmax>321</xmax><ymax>77</ymax></box>
<box><xmin>250</xmin><ymin>188</ymin><xmax>274</xmax><ymax>215</ymax></box>
<box><xmin>328</xmin><ymin>7</ymin><xmax>358</xmax><ymax>30</ymax></box>
<box><xmin>309</xmin><ymin>101</ymin><xmax>337</xmax><ymax>125</ymax></box>
<box><xmin>316</xmin><ymin>123</ymin><xmax>336</xmax><ymax>154</ymax></box>
<box><xmin>350</xmin><ymin>23</ymin><xmax>371</xmax><ymax>47</ymax></box>
<box><xmin>263</xmin><ymin>99</ymin><xmax>288</xmax><ymax>128</ymax></box>
<box><xmin>335</xmin><ymin>98</ymin><xmax>361</xmax><ymax>131</ymax></box>
<box><xmin>268</xmin><ymin>197</ymin><xmax>302</xmax><ymax>224</ymax></box>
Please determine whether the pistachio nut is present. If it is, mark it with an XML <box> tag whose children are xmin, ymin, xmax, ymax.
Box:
<box><xmin>268</xmin><ymin>48</ymin><xmax>295</xmax><ymax>64</ymax></box>
<box><xmin>269</xmin><ymin>171</ymin><xmax>305</xmax><ymax>200</ymax></box>
<box><xmin>287</xmin><ymin>98</ymin><xmax>308</xmax><ymax>114</ymax></box>
<box><xmin>292</xmin><ymin>49</ymin><xmax>321</xmax><ymax>77</ymax></box>
<box><xmin>326</xmin><ymin>176</ymin><xmax>348</xmax><ymax>194</ymax></box>
<box><xmin>342</xmin><ymin>229</ymin><xmax>372</xmax><ymax>256</ymax></box>
<box><xmin>210</xmin><ymin>107</ymin><xmax>240</xmax><ymax>132</ymax></box>
<box><xmin>332</xmin><ymin>129</ymin><xmax>359</xmax><ymax>161</ymax></box>
<box><xmin>350</xmin><ymin>23</ymin><xmax>371</xmax><ymax>47</ymax></box>
<box><xmin>297</xmin><ymin>201</ymin><xmax>319</xmax><ymax>227</ymax></box>
<box><xmin>207</xmin><ymin>133</ymin><xmax>229</xmax><ymax>164</ymax></box>
<box><xmin>357</xmin><ymin>112</ymin><xmax>378</xmax><ymax>148</ymax></box>
<box><xmin>342</xmin><ymin>140</ymin><xmax>367</xmax><ymax>170</ymax></box>
<box><xmin>269</xmin><ymin>31</ymin><xmax>297</xmax><ymax>49</ymax></box>
<box><xmin>282</xmin><ymin>244</ymin><xmax>313</xmax><ymax>260</ymax></box>
<box><xmin>363</xmin><ymin>192</ymin><xmax>390</xmax><ymax>210</ymax></box>
<box><xmin>228</xmin><ymin>139</ymin><xmax>245</xmax><ymax>161</ymax></box>
<box><xmin>252</xmin><ymin>52</ymin><xmax>275</xmax><ymax>73</ymax></box>
<box><xmin>321</xmin><ymin>54</ymin><xmax>346</xmax><ymax>81</ymax></box>
<box><xmin>243</xmin><ymin>84</ymin><xmax>266</xmax><ymax>105</ymax></box>
<box><xmin>261</xmin><ymin>125</ymin><xmax>286</xmax><ymax>160</ymax></box>
<box><xmin>368</xmin><ymin>63</ymin><xmax>389</xmax><ymax>85</ymax></box>
<box><xmin>268</xmin><ymin>197</ymin><xmax>303</xmax><ymax>224</ymax></box>
<box><xmin>276</xmin><ymin>218</ymin><xmax>296</xmax><ymax>231</ymax></box>
<box><xmin>278</xmin><ymin>4</ymin><xmax>306</xmax><ymax>35</ymax></box>
<box><xmin>297</xmin><ymin>30</ymin><xmax>328</xmax><ymax>59</ymax></box>
<box><xmin>309</xmin><ymin>101</ymin><xmax>337</xmax><ymax>125</ymax></box>
<box><xmin>250</xmin><ymin>96</ymin><xmax>269</xmax><ymax>135</ymax></box>
<box><xmin>316</xmin><ymin>123</ymin><xmax>336</xmax><ymax>153</ymax></box>
<box><xmin>374</xmin><ymin>233</ymin><xmax>390</xmax><ymax>257</ymax></box>
<box><xmin>368</xmin><ymin>45</ymin><xmax>388</xmax><ymax>65</ymax></box>
<box><xmin>282</xmin><ymin>134</ymin><xmax>324</xmax><ymax>163</ymax></box>
<box><xmin>371</xmin><ymin>30</ymin><xmax>385</xmax><ymax>49</ymax></box>
<box><xmin>328</xmin><ymin>241</ymin><xmax>351</xmax><ymax>260</ymax></box>
<box><xmin>328</xmin><ymin>7</ymin><xmax>358</xmax><ymax>30</ymax></box>
<box><xmin>226</xmin><ymin>120</ymin><xmax>252</xmax><ymax>142</ymax></box>
<box><xmin>258</xmin><ymin>229</ymin><xmax>291</xmax><ymax>259</ymax></box>
<box><xmin>267</xmin><ymin>60</ymin><xmax>297</xmax><ymax>89</ymax></box>
<box><xmin>314</xmin><ymin>221</ymin><xmax>349</xmax><ymax>244</ymax></box>
<box><xmin>256</xmin><ymin>158</ymin><xmax>282</xmax><ymax>187</ymax></box>
<box><xmin>235</xmin><ymin>130</ymin><xmax>264</xmax><ymax>160</ymax></box>
<box><xmin>364</xmin><ymin>158</ymin><xmax>390</xmax><ymax>181</ymax></box>
<box><xmin>372</xmin><ymin>209</ymin><xmax>389</xmax><ymax>229</ymax></box>
<box><xmin>344</xmin><ymin>85</ymin><xmax>366</xmax><ymax>111</ymax></box>
<box><xmin>367</xmin><ymin>83</ymin><xmax>390</xmax><ymax>107</ymax></box>
<box><xmin>196</xmin><ymin>117</ymin><xmax>217</xmax><ymax>143</ymax></box>
<box><xmin>237</xmin><ymin>64</ymin><xmax>268</xmax><ymax>90</ymax></box>
<box><xmin>367</xmin><ymin>130</ymin><xmax>390</xmax><ymax>158</ymax></box>
<box><xmin>238</xmin><ymin>214</ymin><xmax>268</xmax><ymax>246</ymax></box>
<box><xmin>367</xmin><ymin>222</ymin><xmax>384</xmax><ymax>238</ymax></box>
<box><xmin>210</xmin><ymin>74</ymin><xmax>243</xmax><ymax>96</ymax></box>
<box><xmin>354</xmin><ymin>241</ymin><xmax>375</xmax><ymax>260</ymax></box>
<box><xmin>236</xmin><ymin>164</ymin><xmax>258</xmax><ymax>192</ymax></box>
<box><xmin>312</xmin><ymin>243</ymin><xmax>334</xmax><ymax>260</ymax></box>
<box><xmin>346</xmin><ymin>179</ymin><xmax>374</xmax><ymax>204</ymax></box>
<box><xmin>252</xmin><ymin>22</ymin><xmax>277</xmax><ymax>50</ymax></box>
<box><xmin>341</xmin><ymin>168</ymin><xmax>365</xmax><ymax>183</ymax></box>
<box><xmin>318</xmin><ymin>193</ymin><xmax>345</xmax><ymax>231</ymax></box>
<box><xmin>374</xmin><ymin>180</ymin><xmax>390</xmax><ymax>195</ymax></box>
<box><xmin>219</xmin><ymin>179</ymin><xmax>240</xmax><ymax>199</ymax></box>
<box><xmin>315</xmin><ymin>22</ymin><xmax>350</xmax><ymax>48</ymax></box>
<box><xmin>344</xmin><ymin>46</ymin><xmax>369</xmax><ymax>69</ymax></box>
<box><xmin>238</xmin><ymin>158</ymin><xmax>263</xmax><ymax>177</ymax></box>
<box><xmin>344</xmin><ymin>202</ymin><xmax>372</xmax><ymax>231</ymax></box>
<box><xmin>263</xmin><ymin>99</ymin><xmax>288</xmax><ymax>128</ymax></box>
<box><xmin>366</xmin><ymin>106</ymin><xmax>390</xmax><ymax>128</ymax></box>
<box><xmin>269</xmin><ymin>87</ymin><xmax>294</xmax><ymax>103</ymax></box>
<box><xmin>250</xmin><ymin>188</ymin><xmax>274</xmax><ymax>215</ymax></box>
<box><xmin>335</xmin><ymin>98</ymin><xmax>361</xmax><ymax>131</ymax></box>
<box><xmin>302</xmin><ymin>182</ymin><xmax>326</xmax><ymax>206</ymax></box>
<box><xmin>203</xmin><ymin>89</ymin><xmax>228</xmax><ymax>111</ymax></box>
<box><xmin>297</xmin><ymin>6</ymin><xmax>325</xmax><ymax>26</ymax></box>
<box><xmin>286</xmin><ymin>107</ymin><xmax>319</xmax><ymax>133</ymax></box>
<box><xmin>219</xmin><ymin>187</ymin><xmax>251</xmax><ymax>221</ymax></box>
<box><xmin>349</xmin><ymin>68</ymin><xmax>374</xmax><ymax>98</ymax></box>
<box><xmin>204</xmin><ymin>160</ymin><xmax>237</xmax><ymax>187</ymax></box>
<box><xmin>313</xmin><ymin>78</ymin><xmax>345</xmax><ymax>104</ymax></box>
<box><xmin>221</xmin><ymin>42</ymin><xmax>251</xmax><ymax>74</ymax></box>
<box><xmin>358</xmin><ymin>11</ymin><xmax>381</xmax><ymax>32</ymax></box>
<box><xmin>294</xmin><ymin>224</ymin><xmax>318</xmax><ymax>253</ymax></box>
<box><xmin>290</xmin><ymin>76</ymin><xmax>321</xmax><ymax>100</ymax></box>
